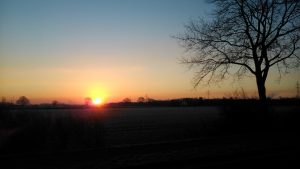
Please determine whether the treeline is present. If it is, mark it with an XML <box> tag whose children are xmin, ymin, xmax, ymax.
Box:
<box><xmin>1</xmin><ymin>97</ymin><xmax>299</xmax><ymax>109</ymax></box>
<box><xmin>106</xmin><ymin>98</ymin><xmax>300</xmax><ymax>108</ymax></box>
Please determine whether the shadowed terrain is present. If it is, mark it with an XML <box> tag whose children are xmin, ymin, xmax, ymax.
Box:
<box><xmin>0</xmin><ymin>105</ymin><xmax>299</xmax><ymax>168</ymax></box>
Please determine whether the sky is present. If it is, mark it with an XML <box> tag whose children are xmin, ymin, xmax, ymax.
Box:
<box><xmin>1</xmin><ymin>0</ymin><xmax>299</xmax><ymax>104</ymax></box>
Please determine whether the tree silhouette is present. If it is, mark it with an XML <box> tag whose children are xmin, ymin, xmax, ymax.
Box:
<box><xmin>137</xmin><ymin>97</ymin><xmax>145</xmax><ymax>103</ymax></box>
<box><xmin>1</xmin><ymin>97</ymin><xmax>6</xmax><ymax>104</ymax></box>
<box><xmin>84</xmin><ymin>97</ymin><xmax>92</xmax><ymax>106</ymax></box>
<box><xmin>176</xmin><ymin>0</ymin><xmax>300</xmax><ymax>101</ymax></box>
<box><xmin>16</xmin><ymin>96</ymin><xmax>30</xmax><ymax>106</ymax></box>
<box><xmin>123</xmin><ymin>98</ymin><xmax>132</xmax><ymax>103</ymax></box>
<box><xmin>52</xmin><ymin>100</ymin><xmax>58</xmax><ymax>106</ymax></box>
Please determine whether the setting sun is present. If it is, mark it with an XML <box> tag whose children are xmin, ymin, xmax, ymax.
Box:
<box><xmin>92</xmin><ymin>97</ymin><xmax>102</xmax><ymax>105</ymax></box>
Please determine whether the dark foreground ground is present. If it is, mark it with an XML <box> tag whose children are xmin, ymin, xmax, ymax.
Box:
<box><xmin>0</xmin><ymin>106</ymin><xmax>299</xmax><ymax>168</ymax></box>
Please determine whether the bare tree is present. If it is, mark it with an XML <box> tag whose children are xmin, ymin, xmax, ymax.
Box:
<box><xmin>52</xmin><ymin>100</ymin><xmax>58</xmax><ymax>106</ymax></box>
<box><xmin>123</xmin><ymin>98</ymin><xmax>132</xmax><ymax>103</ymax></box>
<box><xmin>176</xmin><ymin>0</ymin><xmax>300</xmax><ymax>101</ymax></box>
<box><xmin>1</xmin><ymin>97</ymin><xmax>6</xmax><ymax>104</ymax></box>
<box><xmin>16</xmin><ymin>96</ymin><xmax>30</xmax><ymax>106</ymax></box>
<box><xmin>137</xmin><ymin>97</ymin><xmax>145</xmax><ymax>103</ymax></box>
<box><xmin>84</xmin><ymin>97</ymin><xmax>92</xmax><ymax>106</ymax></box>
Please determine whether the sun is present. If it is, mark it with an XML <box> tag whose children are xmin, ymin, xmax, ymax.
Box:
<box><xmin>92</xmin><ymin>97</ymin><xmax>102</xmax><ymax>105</ymax></box>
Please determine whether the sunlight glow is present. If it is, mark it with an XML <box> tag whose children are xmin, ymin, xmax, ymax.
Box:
<box><xmin>92</xmin><ymin>97</ymin><xmax>102</xmax><ymax>105</ymax></box>
<box><xmin>86</xmin><ymin>85</ymin><xmax>108</xmax><ymax>104</ymax></box>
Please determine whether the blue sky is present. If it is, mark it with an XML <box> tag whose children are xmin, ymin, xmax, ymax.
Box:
<box><xmin>1</xmin><ymin>0</ymin><xmax>212</xmax><ymax>70</ymax></box>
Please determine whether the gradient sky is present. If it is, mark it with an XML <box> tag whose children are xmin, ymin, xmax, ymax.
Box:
<box><xmin>1</xmin><ymin>0</ymin><xmax>299</xmax><ymax>104</ymax></box>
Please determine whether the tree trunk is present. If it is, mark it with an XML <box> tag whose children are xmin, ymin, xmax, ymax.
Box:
<box><xmin>256</xmin><ymin>74</ymin><xmax>269</xmax><ymax>122</ymax></box>
<box><xmin>256</xmin><ymin>75</ymin><xmax>267</xmax><ymax>102</ymax></box>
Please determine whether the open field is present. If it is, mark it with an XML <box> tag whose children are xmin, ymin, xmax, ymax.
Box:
<box><xmin>0</xmin><ymin>106</ymin><xmax>299</xmax><ymax>168</ymax></box>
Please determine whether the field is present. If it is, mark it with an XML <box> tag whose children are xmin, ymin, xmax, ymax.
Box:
<box><xmin>0</xmin><ymin>106</ymin><xmax>299</xmax><ymax>168</ymax></box>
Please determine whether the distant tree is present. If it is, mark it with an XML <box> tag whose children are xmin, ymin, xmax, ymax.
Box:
<box><xmin>84</xmin><ymin>97</ymin><xmax>92</xmax><ymax>106</ymax></box>
<box><xmin>146</xmin><ymin>97</ymin><xmax>156</xmax><ymax>102</ymax></box>
<box><xmin>16</xmin><ymin>96</ymin><xmax>30</xmax><ymax>106</ymax></box>
<box><xmin>176</xmin><ymin>0</ymin><xmax>300</xmax><ymax>102</ymax></box>
<box><xmin>52</xmin><ymin>100</ymin><xmax>58</xmax><ymax>106</ymax></box>
<box><xmin>1</xmin><ymin>97</ymin><xmax>6</xmax><ymax>104</ymax></box>
<box><xmin>123</xmin><ymin>98</ymin><xmax>132</xmax><ymax>103</ymax></box>
<box><xmin>137</xmin><ymin>97</ymin><xmax>145</xmax><ymax>103</ymax></box>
